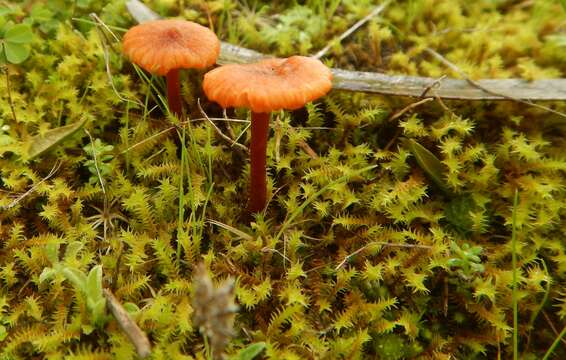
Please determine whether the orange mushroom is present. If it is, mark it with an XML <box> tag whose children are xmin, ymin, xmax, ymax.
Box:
<box><xmin>203</xmin><ymin>56</ymin><xmax>332</xmax><ymax>213</ymax></box>
<box><xmin>123</xmin><ymin>19</ymin><xmax>220</xmax><ymax>118</ymax></box>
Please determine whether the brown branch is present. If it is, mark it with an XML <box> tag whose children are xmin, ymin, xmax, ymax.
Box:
<box><xmin>104</xmin><ymin>289</ymin><xmax>152</xmax><ymax>359</ymax></box>
<box><xmin>542</xmin><ymin>310</ymin><xmax>566</xmax><ymax>347</ymax></box>
<box><xmin>3</xmin><ymin>66</ymin><xmax>17</xmax><ymax>123</ymax></box>
<box><xmin>126</xmin><ymin>0</ymin><xmax>566</xmax><ymax>101</ymax></box>
<box><xmin>388</xmin><ymin>97</ymin><xmax>434</xmax><ymax>122</ymax></box>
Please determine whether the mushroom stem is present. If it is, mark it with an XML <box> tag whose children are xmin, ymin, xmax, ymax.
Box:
<box><xmin>166</xmin><ymin>68</ymin><xmax>182</xmax><ymax>118</ymax></box>
<box><xmin>249</xmin><ymin>112</ymin><xmax>270</xmax><ymax>213</ymax></box>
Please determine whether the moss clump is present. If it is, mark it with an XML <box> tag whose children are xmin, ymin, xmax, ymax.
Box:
<box><xmin>0</xmin><ymin>0</ymin><xmax>565</xmax><ymax>359</ymax></box>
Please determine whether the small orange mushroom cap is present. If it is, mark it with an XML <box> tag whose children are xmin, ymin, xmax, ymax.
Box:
<box><xmin>203</xmin><ymin>56</ymin><xmax>333</xmax><ymax>113</ymax></box>
<box><xmin>122</xmin><ymin>19</ymin><xmax>220</xmax><ymax>76</ymax></box>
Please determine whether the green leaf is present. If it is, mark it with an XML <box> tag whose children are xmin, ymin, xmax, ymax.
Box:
<box><xmin>61</xmin><ymin>267</ymin><xmax>88</xmax><ymax>293</ymax></box>
<box><xmin>444</xmin><ymin>195</ymin><xmax>475</xmax><ymax>235</ymax></box>
<box><xmin>0</xmin><ymin>325</ymin><xmax>6</xmax><ymax>341</ymax></box>
<box><xmin>45</xmin><ymin>243</ymin><xmax>60</xmax><ymax>264</ymax></box>
<box><xmin>123</xmin><ymin>302</ymin><xmax>140</xmax><ymax>315</ymax></box>
<box><xmin>90</xmin><ymin>298</ymin><xmax>107</xmax><ymax>319</ymax></box>
<box><xmin>82</xmin><ymin>324</ymin><xmax>95</xmax><ymax>335</ymax></box>
<box><xmin>231</xmin><ymin>342</ymin><xmax>267</xmax><ymax>360</ymax></box>
<box><xmin>86</xmin><ymin>265</ymin><xmax>103</xmax><ymax>301</ymax></box>
<box><xmin>28</xmin><ymin>118</ymin><xmax>86</xmax><ymax>159</ymax></box>
<box><xmin>4</xmin><ymin>42</ymin><xmax>29</xmax><ymax>64</ymax></box>
<box><xmin>0</xmin><ymin>6</ymin><xmax>16</xmax><ymax>17</ymax></box>
<box><xmin>64</xmin><ymin>241</ymin><xmax>84</xmax><ymax>261</ymax></box>
<box><xmin>76</xmin><ymin>0</ymin><xmax>94</xmax><ymax>9</ymax></box>
<box><xmin>405</xmin><ymin>139</ymin><xmax>449</xmax><ymax>193</ymax></box>
<box><xmin>39</xmin><ymin>268</ymin><xmax>58</xmax><ymax>283</ymax></box>
<box><xmin>4</xmin><ymin>23</ymin><xmax>33</xmax><ymax>44</ymax></box>
<box><xmin>30</xmin><ymin>5</ymin><xmax>53</xmax><ymax>23</ymax></box>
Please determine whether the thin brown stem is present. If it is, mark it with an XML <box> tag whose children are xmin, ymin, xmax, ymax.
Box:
<box><xmin>4</xmin><ymin>67</ymin><xmax>17</xmax><ymax>123</ymax></box>
<box><xmin>249</xmin><ymin>112</ymin><xmax>270</xmax><ymax>213</ymax></box>
<box><xmin>166</xmin><ymin>68</ymin><xmax>182</xmax><ymax>119</ymax></box>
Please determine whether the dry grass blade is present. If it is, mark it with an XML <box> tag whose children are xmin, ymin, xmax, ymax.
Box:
<box><xmin>197</xmin><ymin>99</ymin><xmax>249</xmax><ymax>152</ymax></box>
<box><xmin>1</xmin><ymin>161</ymin><xmax>61</xmax><ymax>210</ymax></box>
<box><xmin>313</xmin><ymin>2</ymin><xmax>389</xmax><ymax>59</ymax></box>
<box><xmin>335</xmin><ymin>241</ymin><xmax>432</xmax><ymax>270</ymax></box>
<box><xmin>208</xmin><ymin>219</ymin><xmax>254</xmax><ymax>241</ymax></box>
<box><xmin>89</xmin><ymin>13</ymin><xmax>143</xmax><ymax>107</ymax></box>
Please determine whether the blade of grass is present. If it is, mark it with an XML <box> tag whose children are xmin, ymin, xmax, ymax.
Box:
<box><xmin>527</xmin><ymin>258</ymin><xmax>551</xmax><ymax>331</ymax></box>
<box><xmin>542</xmin><ymin>325</ymin><xmax>566</xmax><ymax>360</ymax></box>
<box><xmin>207</xmin><ymin>220</ymin><xmax>253</xmax><ymax>241</ymax></box>
<box><xmin>124</xmin><ymin>101</ymin><xmax>131</xmax><ymax>176</ymax></box>
<box><xmin>512</xmin><ymin>189</ymin><xmax>519</xmax><ymax>360</ymax></box>
<box><xmin>176</xmin><ymin>127</ymin><xmax>187</xmax><ymax>265</ymax></box>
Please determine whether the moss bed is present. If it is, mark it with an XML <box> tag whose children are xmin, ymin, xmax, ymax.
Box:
<box><xmin>1</xmin><ymin>0</ymin><xmax>566</xmax><ymax>359</ymax></box>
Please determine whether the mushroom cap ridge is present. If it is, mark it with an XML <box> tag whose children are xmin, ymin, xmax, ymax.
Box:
<box><xmin>123</xmin><ymin>19</ymin><xmax>220</xmax><ymax>76</ymax></box>
<box><xmin>203</xmin><ymin>56</ymin><xmax>333</xmax><ymax>113</ymax></box>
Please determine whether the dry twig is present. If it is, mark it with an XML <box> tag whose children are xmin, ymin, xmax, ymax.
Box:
<box><xmin>287</xmin><ymin>126</ymin><xmax>319</xmax><ymax>159</ymax></box>
<box><xmin>388</xmin><ymin>97</ymin><xmax>434</xmax><ymax>122</ymax></box>
<box><xmin>120</xmin><ymin>117</ymin><xmax>249</xmax><ymax>154</ymax></box>
<box><xmin>542</xmin><ymin>310</ymin><xmax>566</xmax><ymax>347</ymax></box>
<box><xmin>104</xmin><ymin>289</ymin><xmax>152</xmax><ymax>358</ymax></box>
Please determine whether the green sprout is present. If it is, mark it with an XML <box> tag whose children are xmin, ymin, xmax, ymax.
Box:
<box><xmin>39</xmin><ymin>242</ymin><xmax>107</xmax><ymax>333</ymax></box>
<box><xmin>83</xmin><ymin>139</ymin><xmax>114</xmax><ymax>185</ymax></box>
<box><xmin>448</xmin><ymin>241</ymin><xmax>485</xmax><ymax>279</ymax></box>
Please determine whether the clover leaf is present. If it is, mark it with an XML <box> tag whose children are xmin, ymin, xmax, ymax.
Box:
<box><xmin>0</xmin><ymin>23</ymin><xmax>33</xmax><ymax>64</ymax></box>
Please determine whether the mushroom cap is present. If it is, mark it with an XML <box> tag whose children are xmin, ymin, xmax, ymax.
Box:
<box><xmin>122</xmin><ymin>19</ymin><xmax>220</xmax><ymax>76</ymax></box>
<box><xmin>203</xmin><ymin>56</ymin><xmax>333</xmax><ymax>113</ymax></box>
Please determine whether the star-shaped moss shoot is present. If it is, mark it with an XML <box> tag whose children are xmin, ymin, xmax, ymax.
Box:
<box><xmin>203</xmin><ymin>56</ymin><xmax>333</xmax><ymax>213</ymax></box>
<box><xmin>123</xmin><ymin>19</ymin><xmax>220</xmax><ymax>119</ymax></box>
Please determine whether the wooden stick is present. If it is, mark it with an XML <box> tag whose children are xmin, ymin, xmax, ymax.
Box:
<box><xmin>126</xmin><ymin>0</ymin><xmax>566</xmax><ymax>101</ymax></box>
<box><xmin>104</xmin><ymin>289</ymin><xmax>152</xmax><ymax>359</ymax></box>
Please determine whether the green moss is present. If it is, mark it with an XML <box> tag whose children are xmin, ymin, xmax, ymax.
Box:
<box><xmin>0</xmin><ymin>0</ymin><xmax>565</xmax><ymax>359</ymax></box>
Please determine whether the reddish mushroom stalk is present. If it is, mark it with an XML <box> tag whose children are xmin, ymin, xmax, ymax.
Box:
<box><xmin>122</xmin><ymin>19</ymin><xmax>220</xmax><ymax>120</ymax></box>
<box><xmin>166</xmin><ymin>69</ymin><xmax>182</xmax><ymax>118</ymax></box>
<box><xmin>249</xmin><ymin>112</ymin><xmax>270</xmax><ymax>213</ymax></box>
<box><xmin>203</xmin><ymin>56</ymin><xmax>332</xmax><ymax>214</ymax></box>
